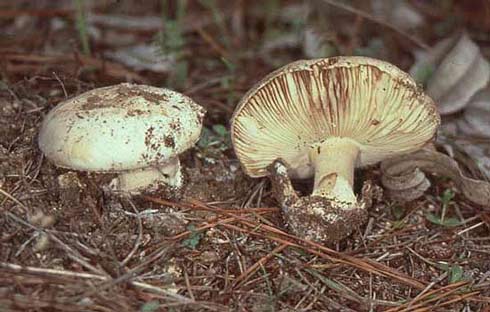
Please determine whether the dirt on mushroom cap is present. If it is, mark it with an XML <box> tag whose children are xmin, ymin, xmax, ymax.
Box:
<box><xmin>38</xmin><ymin>83</ymin><xmax>206</xmax><ymax>172</ymax></box>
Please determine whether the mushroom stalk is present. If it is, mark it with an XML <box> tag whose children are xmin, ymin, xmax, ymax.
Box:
<box><xmin>117</xmin><ymin>157</ymin><xmax>182</xmax><ymax>193</ymax></box>
<box><xmin>309</xmin><ymin>138</ymin><xmax>360</xmax><ymax>205</ymax></box>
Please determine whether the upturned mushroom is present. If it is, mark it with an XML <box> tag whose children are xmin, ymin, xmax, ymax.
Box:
<box><xmin>38</xmin><ymin>83</ymin><xmax>205</xmax><ymax>194</ymax></box>
<box><xmin>231</xmin><ymin>56</ymin><xmax>440</xmax><ymax>242</ymax></box>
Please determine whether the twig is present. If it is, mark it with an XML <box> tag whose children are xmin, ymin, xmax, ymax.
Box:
<box><xmin>1</xmin><ymin>52</ymin><xmax>146</xmax><ymax>82</ymax></box>
<box><xmin>5</xmin><ymin>211</ymin><xmax>108</xmax><ymax>276</ymax></box>
<box><xmin>221</xmin><ymin>222</ymin><xmax>426</xmax><ymax>290</ymax></box>
<box><xmin>196</xmin><ymin>27</ymin><xmax>230</xmax><ymax>60</ymax></box>
<box><xmin>149</xmin><ymin>198</ymin><xmax>427</xmax><ymax>290</ymax></box>
<box><xmin>230</xmin><ymin>243</ymin><xmax>288</xmax><ymax>290</ymax></box>
<box><xmin>143</xmin><ymin>196</ymin><xmax>279</xmax><ymax>215</ymax></box>
<box><xmin>169</xmin><ymin>215</ymin><xmax>238</xmax><ymax>241</ymax></box>
<box><xmin>0</xmin><ymin>187</ymin><xmax>27</xmax><ymax>213</ymax></box>
<box><xmin>52</xmin><ymin>71</ymin><xmax>68</xmax><ymax>98</ymax></box>
<box><xmin>15</xmin><ymin>232</ymin><xmax>39</xmax><ymax>257</ymax></box>
<box><xmin>419</xmin><ymin>291</ymin><xmax>480</xmax><ymax>311</ymax></box>
<box><xmin>318</xmin><ymin>0</ymin><xmax>429</xmax><ymax>50</ymax></box>
<box><xmin>120</xmin><ymin>197</ymin><xmax>143</xmax><ymax>267</ymax></box>
<box><xmin>71</xmin><ymin>245</ymin><xmax>183</xmax><ymax>305</ymax></box>
<box><xmin>183</xmin><ymin>269</ymin><xmax>196</xmax><ymax>301</ymax></box>
<box><xmin>242</xmin><ymin>180</ymin><xmax>267</xmax><ymax>208</ymax></box>
<box><xmin>404</xmin><ymin>272</ymin><xmax>448</xmax><ymax>311</ymax></box>
<box><xmin>386</xmin><ymin>280</ymin><xmax>472</xmax><ymax>312</ymax></box>
<box><xmin>457</xmin><ymin>221</ymin><xmax>485</xmax><ymax>236</ymax></box>
<box><xmin>0</xmin><ymin>261</ymin><xmax>193</xmax><ymax>303</ymax></box>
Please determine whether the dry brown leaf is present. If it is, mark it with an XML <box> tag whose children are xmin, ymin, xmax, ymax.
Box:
<box><xmin>104</xmin><ymin>44</ymin><xmax>175</xmax><ymax>74</ymax></box>
<box><xmin>410</xmin><ymin>32</ymin><xmax>490</xmax><ymax>115</ymax></box>
<box><xmin>438</xmin><ymin>136</ymin><xmax>490</xmax><ymax>181</ymax></box>
<box><xmin>456</xmin><ymin>87</ymin><xmax>490</xmax><ymax>138</ymax></box>
<box><xmin>371</xmin><ymin>0</ymin><xmax>425</xmax><ymax>30</ymax></box>
<box><xmin>381</xmin><ymin>148</ymin><xmax>490</xmax><ymax>206</ymax></box>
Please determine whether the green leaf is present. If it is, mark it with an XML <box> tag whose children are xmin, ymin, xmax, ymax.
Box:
<box><xmin>436</xmin><ymin>262</ymin><xmax>449</xmax><ymax>271</ymax></box>
<box><xmin>169</xmin><ymin>60</ymin><xmax>188</xmax><ymax>89</ymax></box>
<box><xmin>353</xmin><ymin>37</ymin><xmax>384</xmax><ymax>58</ymax></box>
<box><xmin>74</xmin><ymin>0</ymin><xmax>91</xmax><ymax>55</ymax></box>
<box><xmin>425</xmin><ymin>212</ymin><xmax>462</xmax><ymax>227</ymax></box>
<box><xmin>197</xmin><ymin>128</ymin><xmax>212</xmax><ymax>148</ymax></box>
<box><xmin>306</xmin><ymin>269</ymin><xmax>362</xmax><ymax>302</ymax></box>
<box><xmin>197</xmin><ymin>125</ymin><xmax>232</xmax><ymax>154</ymax></box>
<box><xmin>441</xmin><ymin>189</ymin><xmax>455</xmax><ymax>207</ymax></box>
<box><xmin>140</xmin><ymin>300</ymin><xmax>160</xmax><ymax>312</ymax></box>
<box><xmin>220</xmin><ymin>57</ymin><xmax>236</xmax><ymax>73</ymax></box>
<box><xmin>391</xmin><ymin>204</ymin><xmax>405</xmax><ymax>220</ymax></box>
<box><xmin>449</xmin><ymin>265</ymin><xmax>464</xmax><ymax>284</ymax></box>
<box><xmin>392</xmin><ymin>220</ymin><xmax>406</xmax><ymax>230</ymax></box>
<box><xmin>181</xmin><ymin>225</ymin><xmax>203</xmax><ymax>249</ymax></box>
<box><xmin>155</xmin><ymin>0</ymin><xmax>186</xmax><ymax>58</ymax></box>
<box><xmin>412</xmin><ymin>62</ymin><xmax>435</xmax><ymax>85</ymax></box>
<box><xmin>212</xmin><ymin>124</ymin><xmax>228</xmax><ymax>137</ymax></box>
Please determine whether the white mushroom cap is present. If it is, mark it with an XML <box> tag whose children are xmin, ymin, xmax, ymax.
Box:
<box><xmin>231</xmin><ymin>56</ymin><xmax>440</xmax><ymax>179</ymax></box>
<box><xmin>39</xmin><ymin>83</ymin><xmax>205</xmax><ymax>192</ymax></box>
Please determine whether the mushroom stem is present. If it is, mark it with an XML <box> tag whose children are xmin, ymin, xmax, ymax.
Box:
<box><xmin>309</xmin><ymin>138</ymin><xmax>360</xmax><ymax>205</ymax></box>
<box><xmin>117</xmin><ymin>157</ymin><xmax>183</xmax><ymax>193</ymax></box>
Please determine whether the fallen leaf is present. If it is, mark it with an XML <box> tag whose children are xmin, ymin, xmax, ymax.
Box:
<box><xmin>371</xmin><ymin>0</ymin><xmax>425</xmax><ymax>30</ymax></box>
<box><xmin>455</xmin><ymin>87</ymin><xmax>490</xmax><ymax>138</ymax></box>
<box><xmin>104</xmin><ymin>44</ymin><xmax>175</xmax><ymax>73</ymax></box>
<box><xmin>448</xmin><ymin>265</ymin><xmax>464</xmax><ymax>284</ymax></box>
<box><xmin>425</xmin><ymin>212</ymin><xmax>462</xmax><ymax>227</ymax></box>
<box><xmin>410</xmin><ymin>32</ymin><xmax>490</xmax><ymax>115</ymax></box>
<box><xmin>437</xmin><ymin>134</ymin><xmax>490</xmax><ymax>181</ymax></box>
<box><xmin>381</xmin><ymin>148</ymin><xmax>490</xmax><ymax>206</ymax></box>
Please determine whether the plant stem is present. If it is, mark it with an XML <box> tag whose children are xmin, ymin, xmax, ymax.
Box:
<box><xmin>74</xmin><ymin>0</ymin><xmax>90</xmax><ymax>55</ymax></box>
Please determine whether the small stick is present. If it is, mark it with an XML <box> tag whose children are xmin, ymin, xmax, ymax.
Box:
<box><xmin>230</xmin><ymin>243</ymin><xmax>288</xmax><ymax>289</ymax></box>
<box><xmin>196</xmin><ymin>27</ymin><xmax>230</xmax><ymax>60</ymax></box>
<box><xmin>120</xmin><ymin>197</ymin><xmax>143</xmax><ymax>267</ymax></box>
<box><xmin>0</xmin><ymin>261</ymin><xmax>193</xmax><ymax>303</ymax></box>
<box><xmin>52</xmin><ymin>71</ymin><xmax>68</xmax><ymax>98</ymax></box>
<box><xmin>5</xmin><ymin>211</ymin><xmax>109</xmax><ymax>277</ymax></box>
<box><xmin>0</xmin><ymin>187</ymin><xmax>28</xmax><ymax>213</ymax></box>
<box><xmin>318</xmin><ymin>0</ymin><xmax>429</xmax><ymax>50</ymax></box>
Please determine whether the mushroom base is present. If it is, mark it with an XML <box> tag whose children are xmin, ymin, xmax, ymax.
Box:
<box><xmin>285</xmin><ymin>196</ymin><xmax>368</xmax><ymax>242</ymax></box>
<box><xmin>268</xmin><ymin>159</ymin><xmax>370</xmax><ymax>242</ymax></box>
<box><xmin>114</xmin><ymin>157</ymin><xmax>183</xmax><ymax>194</ymax></box>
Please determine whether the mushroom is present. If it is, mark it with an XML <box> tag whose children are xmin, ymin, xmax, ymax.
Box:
<box><xmin>231</xmin><ymin>56</ymin><xmax>440</xmax><ymax>242</ymax></box>
<box><xmin>38</xmin><ymin>83</ymin><xmax>205</xmax><ymax>194</ymax></box>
